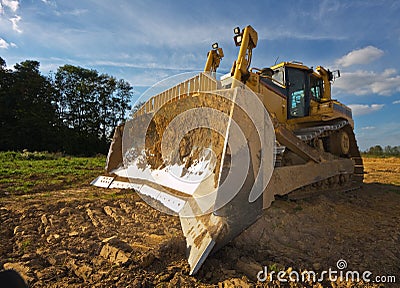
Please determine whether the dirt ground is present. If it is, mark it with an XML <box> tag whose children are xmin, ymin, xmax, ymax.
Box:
<box><xmin>1</xmin><ymin>157</ymin><xmax>399</xmax><ymax>287</ymax></box>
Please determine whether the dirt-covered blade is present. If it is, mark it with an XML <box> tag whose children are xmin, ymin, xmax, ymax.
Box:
<box><xmin>93</xmin><ymin>73</ymin><xmax>276</xmax><ymax>274</ymax></box>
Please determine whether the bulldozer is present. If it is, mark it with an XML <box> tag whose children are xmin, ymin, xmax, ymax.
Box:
<box><xmin>91</xmin><ymin>25</ymin><xmax>363</xmax><ymax>275</ymax></box>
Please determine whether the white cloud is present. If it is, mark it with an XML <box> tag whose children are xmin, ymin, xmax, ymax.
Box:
<box><xmin>348</xmin><ymin>104</ymin><xmax>384</xmax><ymax>116</ymax></box>
<box><xmin>335</xmin><ymin>69</ymin><xmax>400</xmax><ymax>96</ymax></box>
<box><xmin>41</xmin><ymin>0</ymin><xmax>56</xmax><ymax>8</ymax></box>
<box><xmin>10</xmin><ymin>14</ymin><xmax>22</xmax><ymax>33</ymax></box>
<box><xmin>1</xmin><ymin>0</ymin><xmax>19</xmax><ymax>13</ymax></box>
<box><xmin>336</xmin><ymin>46</ymin><xmax>384</xmax><ymax>67</ymax></box>
<box><xmin>393</xmin><ymin>100</ymin><xmax>400</xmax><ymax>104</ymax></box>
<box><xmin>361</xmin><ymin>126</ymin><xmax>376</xmax><ymax>130</ymax></box>
<box><xmin>0</xmin><ymin>1</ymin><xmax>22</xmax><ymax>34</ymax></box>
<box><xmin>68</xmin><ymin>9</ymin><xmax>88</xmax><ymax>16</ymax></box>
<box><xmin>0</xmin><ymin>37</ymin><xmax>15</xmax><ymax>49</ymax></box>
<box><xmin>0</xmin><ymin>38</ymin><xmax>9</xmax><ymax>48</ymax></box>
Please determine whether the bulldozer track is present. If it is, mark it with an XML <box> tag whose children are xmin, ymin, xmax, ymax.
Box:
<box><xmin>294</xmin><ymin>120</ymin><xmax>364</xmax><ymax>183</ymax></box>
<box><xmin>287</xmin><ymin>172</ymin><xmax>359</xmax><ymax>200</ymax></box>
<box><xmin>294</xmin><ymin>120</ymin><xmax>349</xmax><ymax>141</ymax></box>
<box><xmin>285</xmin><ymin>120</ymin><xmax>364</xmax><ymax>200</ymax></box>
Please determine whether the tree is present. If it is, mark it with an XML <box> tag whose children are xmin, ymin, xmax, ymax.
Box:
<box><xmin>383</xmin><ymin>145</ymin><xmax>400</xmax><ymax>156</ymax></box>
<box><xmin>0</xmin><ymin>57</ymin><xmax>12</xmax><ymax>148</ymax></box>
<box><xmin>365</xmin><ymin>145</ymin><xmax>400</xmax><ymax>157</ymax></box>
<box><xmin>53</xmin><ymin>64</ymin><xmax>133</xmax><ymax>154</ymax></box>
<box><xmin>0</xmin><ymin>60</ymin><xmax>60</xmax><ymax>151</ymax></box>
<box><xmin>367</xmin><ymin>145</ymin><xmax>383</xmax><ymax>155</ymax></box>
<box><xmin>0</xmin><ymin>57</ymin><xmax>6</xmax><ymax>70</ymax></box>
<box><xmin>0</xmin><ymin>58</ymin><xmax>133</xmax><ymax>155</ymax></box>
<box><xmin>95</xmin><ymin>75</ymin><xmax>132</xmax><ymax>141</ymax></box>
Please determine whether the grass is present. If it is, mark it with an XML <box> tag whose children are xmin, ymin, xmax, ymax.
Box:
<box><xmin>0</xmin><ymin>151</ymin><xmax>106</xmax><ymax>196</ymax></box>
<box><xmin>20</xmin><ymin>239</ymin><xmax>31</xmax><ymax>252</ymax></box>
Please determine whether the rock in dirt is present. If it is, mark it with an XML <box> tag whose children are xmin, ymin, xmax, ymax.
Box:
<box><xmin>86</xmin><ymin>208</ymin><xmax>99</xmax><ymax>227</ymax></box>
<box><xmin>66</xmin><ymin>259</ymin><xmax>93</xmax><ymax>282</ymax></box>
<box><xmin>40</xmin><ymin>214</ymin><xmax>48</xmax><ymax>226</ymax></box>
<box><xmin>46</xmin><ymin>233</ymin><xmax>60</xmax><ymax>243</ymax></box>
<box><xmin>68</xmin><ymin>231</ymin><xmax>79</xmax><ymax>237</ymax></box>
<box><xmin>218</xmin><ymin>277</ymin><xmax>252</xmax><ymax>288</ymax></box>
<box><xmin>139</xmin><ymin>252</ymin><xmax>155</xmax><ymax>268</ymax></box>
<box><xmin>103</xmin><ymin>206</ymin><xmax>119</xmax><ymax>222</ymax></box>
<box><xmin>13</xmin><ymin>225</ymin><xmax>23</xmax><ymax>235</ymax></box>
<box><xmin>35</xmin><ymin>267</ymin><xmax>57</xmax><ymax>281</ymax></box>
<box><xmin>101</xmin><ymin>235</ymin><xmax>117</xmax><ymax>243</ymax></box>
<box><xmin>235</xmin><ymin>257</ymin><xmax>262</xmax><ymax>282</ymax></box>
<box><xmin>100</xmin><ymin>243</ymin><xmax>130</xmax><ymax>265</ymax></box>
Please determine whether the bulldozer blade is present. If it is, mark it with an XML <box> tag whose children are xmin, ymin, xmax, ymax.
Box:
<box><xmin>180</xmin><ymin>213</ymin><xmax>219</xmax><ymax>275</ymax></box>
<box><xmin>92</xmin><ymin>73</ymin><xmax>276</xmax><ymax>274</ymax></box>
<box><xmin>178</xmin><ymin>137</ymin><xmax>264</xmax><ymax>275</ymax></box>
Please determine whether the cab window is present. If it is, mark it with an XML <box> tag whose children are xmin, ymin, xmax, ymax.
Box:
<box><xmin>287</xmin><ymin>68</ymin><xmax>307</xmax><ymax>118</ymax></box>
<box><xmin>272</xmin><ymin>67</ymin><xmax>284</xmax><ymax>87</ymax></box>
<box><xmin>310</xmin><ymin>75</ymin><xmax>323</xmax><ymax>101</ymax></box>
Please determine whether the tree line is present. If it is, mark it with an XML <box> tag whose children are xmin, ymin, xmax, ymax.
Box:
<box><xmin>363</xmin><ymin>145</ymin><xmax>400</xmax><ymax>157</ymax></box>
<box><xmin>0</xmin><ymin>57</ymin><xmax>132</xmax><ymax>155</ymax></box>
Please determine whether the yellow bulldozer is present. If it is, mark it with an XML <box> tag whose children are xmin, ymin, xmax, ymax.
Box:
<box><xmin>91</xmin><ymin>25</ymin><xmax>363</xmax><ymax>275</ymax></box>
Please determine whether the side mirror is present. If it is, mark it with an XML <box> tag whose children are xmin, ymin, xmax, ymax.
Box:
<box><xmin>260</xmin><ymin>68</ymin><xmax>274</xmax><ymax>77</ymax></box>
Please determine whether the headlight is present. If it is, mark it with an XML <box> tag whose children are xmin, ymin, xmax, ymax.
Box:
<box><xmin>234</xmin><ymin>35</ymin><xmax>242</xmax><ymax>46</ymax></box>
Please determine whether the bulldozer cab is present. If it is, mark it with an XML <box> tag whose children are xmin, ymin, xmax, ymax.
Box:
<box><xmin>269</xmin><ymin>62</ymin><xmax>324</xmax><ymax>120</ymax></box>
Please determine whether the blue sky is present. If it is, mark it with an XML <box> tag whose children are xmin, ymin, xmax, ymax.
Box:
<box><xmin>1</xmin><ymin>0</ymin><xmax>400</xmax><ymax>150</ymax></box>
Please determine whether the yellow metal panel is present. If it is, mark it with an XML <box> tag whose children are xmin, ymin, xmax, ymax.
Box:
<box><xmin>258</xmin><ymin>84</ymin><xmax>287</xmax><ymax>123</ymax></box>
<box><xmin>270</xmin><ymin>62</ymin><xmax>310</xmax><ymax>71</ymax></box>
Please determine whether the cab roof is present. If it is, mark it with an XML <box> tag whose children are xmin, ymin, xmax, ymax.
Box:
<box><xmin>270</xmin><ymin>61</ymin><xmax>322</xmax><ymax>79</ymax></box>
<box><xmin>270</xmin><ymin>61</ymin><xmax>311</xmax><ymax>71</ymax></box>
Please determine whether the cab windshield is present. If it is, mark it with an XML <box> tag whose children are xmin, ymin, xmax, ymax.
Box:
<box><xmin>287</xmin><ymin>68</ymin><xmax>306</xmax><ymax>118</ymax></box>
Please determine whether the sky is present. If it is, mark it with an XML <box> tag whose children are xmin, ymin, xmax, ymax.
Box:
<box><xmin>1</xmin><ymin>0</ymin><xmax>400</xmax><ymax>150</ymax></box>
